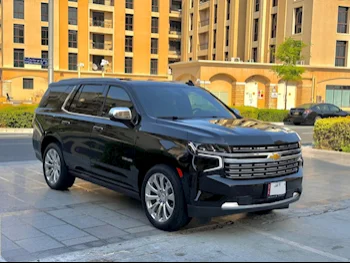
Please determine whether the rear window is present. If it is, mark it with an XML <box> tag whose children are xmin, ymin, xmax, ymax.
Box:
<box><xmin>299</xmin><ymin>104</ymin><xmax>314</xmax><ymax>109</ymax></box>
<box><xmin>39</xmin><ymin>85</ymin><xmax>74</xmax><ymax>110</ymax></box>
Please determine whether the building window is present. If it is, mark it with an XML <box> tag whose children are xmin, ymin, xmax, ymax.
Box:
<box><xmin>69</xmin><ymin>53</ymin><xmax>78</xmax><ymax>70</ymax></box>
<box><xmin>41</xmin><ymin>3</ymin><xmax>48</xmax><ymax>22</ymax></box>
<box><xmin>68</xmin><ymin>7</ymin><xmax>78</xmax><ymax>25</ymax></box>
<box><xmin>152</xmin><ymin>0</ymin><xmax>159</xmax><ymax>12</ymax></box>
<box><xmin>255</xmin><ymin>0</ymin><xmax>260</xmax><ymax>12</ymax></box>
<box><xmin>294</xmin><ymin>7</ymin><xmax>303</xmax><ymax>34</ymax></box>
<box><xmin>126</xmin><ymin>14</ymin><xmax>133</xmax><ymax>31</ymax></box>
<box><xmin>190</xmin><ymin>14</ymin><xmax>194</xmax><ymax>30</ymax></box>
<box><xmin>151</xmin><ymin>17</ymin><xmax>159</xmax><ymax>33</ymax></box>
<box><xmin>42</xmin><ymin>51</ymin><xmax>48</xmax><ymax>69</ymax></box>
<box><xmin>14</xmin><ymin>24</ymin><xmax>24</xmax><ymax>44</ymax></box>
<box><xmin>212</xmin><ymin>54</ymin><xmax>216</xmax><ymax>60</ymax></box>
<box><xmin>335</xmin><ymin>41</ymin><xmax>347</xmax><ymax>67</ymax></box>
<box><xmin>125</xmin><ymin>57</ymin><xmax>133</xmax><ymax>73</ymax></box>
<box><xmin>272</xmin><ymin>0</ymin><xmax>278</xmax><ymax>7</ymax></box>
<box><xmin>270</xmin><ymin>45</ymin><xmax>276</xmax><ymax>63</ymax></box>
<box><xmin>189</xmin><ymin>36</ymin><xmax>193</xmax><ymax>53</ymax></box>
<box><xmin>227</xmin><ymin>0</ymin><xmax>230</xmax><ymax>20</ymax></box>
<box><xmin>126</xmin><ymin>0</ymin><xmax>133</xmax><ymax>9</ymax></box>
<box><xmin>213</xmin><ymin>30</ymin><xmax>217</xmax><ymax>49</ymax></box>
<box><xmin>338</xmin><ymin>7</ymin><xmax>349</xmax><ymax>34</ymax></box>
<box><xmin>23</xmin><ymin>78</ymin><xmax>34</xmax><ymax>90</ymax></box>
<box><xmin>41</xmin><ymin>27</ymin><xmax>49</xmax><ymax>46</ymax></box>
<box><xmin>14</xmin><ymin>49</ymin><xmax>24</xmax><ymax>68</ymax></box>
<box><xmin>225</xmin><ymin>52</ymin><xmax>229</xmax><ymax>61</ymax></box>
<box><xmin>151</xmin><ymin>59</ymin><xmax>158</xmax><ymax>75</ymax></box>
<box><xmin>125</xmin><ymin>36</ymin><xmax>133</xmax><ymax>52</ymax></box>
<box><xmin>169</xmin><ymin>40</ymin><xmax>181</xmax><ymax>54</ymax></box>
<box><xmin>271</xmin><ymin>14</ymin><xmax>277</xmax><ymax>38</ymax></box>
<box><xmin>252</xmin><ymin>48</ymin><xmax>258</xmax><ymax>62</ymax></box>
<box><xmin>69</xmin><ymin>30</ymin><xmax>78</xmax><ymax>48</ymax></box>
<box><xmin>226</xmin><ymin>26</ymin><xmax>230</xmax><ymax>46</ymax></box>
<box><xmin>254</xmin><ymin>19</ymin><xmax>259</xmax><ymax>41</ymax></box>
<box><xmin>14</xmin><ymin>0</ymin><xmax>24</xmax><ymax>19</ymax></box>
<box><xmin>151</xmin><ymin>38</ymin><xmax>158</xmax><ymax>54</ymax></box>
<box><xmin>214</xmin><ymin>5</ymin><xmax>218</xmax><ymax>24</ymax></box>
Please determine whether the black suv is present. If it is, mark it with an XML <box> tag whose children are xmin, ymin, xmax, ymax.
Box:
<box><xmin>33</xmin><ymin>78</ymin><xmax>303</xmax><ymax>231</ymax></box>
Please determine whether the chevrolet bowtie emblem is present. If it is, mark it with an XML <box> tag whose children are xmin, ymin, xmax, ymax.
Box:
<box><xmin>268</xmin><ymin>153</ymin><xmax>281</xmax><ymax>161</ymax></box>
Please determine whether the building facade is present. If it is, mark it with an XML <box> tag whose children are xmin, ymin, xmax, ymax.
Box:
<box><xmin>0</xmin><ymin>0</ymin><xmax>182</xmax><ymax>102</ymax></box>
<box><xmin>175</xmin><ymin>0</ymin><xmax>350</xmax><ymax>110</ymax></box>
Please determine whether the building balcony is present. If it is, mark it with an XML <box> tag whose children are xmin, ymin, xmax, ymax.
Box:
<box><xmin>169</xmin><ymin>28</ymin><xmax>181</xmax><ymax>39</ymax></box>
<box><xmin>89</xmin><ymin>0</ymin><xmax>114</xmax><ymax>12</ymax></box>
<box><xmin>199</xmin><ymin>19</ymin><xmax>210</xmax><ymax>27</ymax></box>
<box><xmin>199</xmin><ymin>43</ymin><xmax>209</xmax><ymax>51</ymax></box>
<box><xmin>89</xmin><ymin>19</ymin><xmax>114</xmax><ymax>33</ymax></box>
<box><xmin>199</xmin><ymin>0</ymin><xmax>210</xmax><ymax>10</ymax></box>
<box><xmin>90</xmin><ymin>42</ymin><xmax>113</xmax><ymax>56</ymax></box>
<box><xmin>89</xmin><ymin>62</ymin><xmax>113</xmax><ymax>72</ymax></box>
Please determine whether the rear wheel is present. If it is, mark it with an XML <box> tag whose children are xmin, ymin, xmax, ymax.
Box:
<box><xmin>43</xmin><ymin>143</ymin><xmax>75</xmax><ymax>191</ymax></box>
<box><xmin>141</xmin><ymin>165</ymin><xmax>191</xmax><ymax>232</ymax></box>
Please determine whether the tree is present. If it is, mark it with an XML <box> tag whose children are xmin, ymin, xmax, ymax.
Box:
<box><xmin>272</xmin><ymin>38</ymin><xmax>308</xmax><ymax>110</ymax></box>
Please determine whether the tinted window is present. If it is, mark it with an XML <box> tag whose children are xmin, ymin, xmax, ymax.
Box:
<box><xmin>102</xmin><ymin>86</ymin><xmax>133</xmax><ymax>117</ymax></box>
<box><xmin>319</xmin><ymin>104</ymin><xmax>330</xmax><ymax>112</ymax></box>
<box><xmin>132</xmin><ymin>84</ymin><xmax>235</xmax><ymax>119</ymax></box>
<box><xmin>328</xmin><ymin>104</ymin><xmax>340</xmax><ymax>112</ymax></box>
<box><xmin>69</xmin><ymin>85</ymin><xmax>105</xmax><ymax>116</ymax></box>
<box><xmin>40</xmin><ymin>85</ymin><xmax>74</xmax><ymax>110</ymax></box>
<box><xmin>300</xmin><ymin>104</ymin><xmax>314</xmax><ymax>109</ymax></box>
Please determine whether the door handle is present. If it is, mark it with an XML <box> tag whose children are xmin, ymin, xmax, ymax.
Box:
<box><xmin>61</xmin><ymin>120</ymin><xmax>71</xmax><ymax>125</ymax></box>
<box><xmin>93</xmin><ymin>126</ymin><xmax>104</xmax><ymax>132</ymax></box>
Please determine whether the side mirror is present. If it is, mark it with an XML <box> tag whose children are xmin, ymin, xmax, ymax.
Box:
<box><xmin>108</xmin><ymin>107</ymin><xmax>132</xmax><ymax>121</ymax></box>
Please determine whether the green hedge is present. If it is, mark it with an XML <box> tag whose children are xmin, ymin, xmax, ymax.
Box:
<box><xmin>234</xmin><ymin>106</ymin><xmax>289</xmax><ymax>122</ymax></box>
<box><xmin>314</xmin><ymin>117</ymin><xmax>350</xmax><ymax>152</ymax></box>
<box><xmin>0</xmin><ymin>105</ymin><xmax>37</xmax><ymax>128</ymax></box>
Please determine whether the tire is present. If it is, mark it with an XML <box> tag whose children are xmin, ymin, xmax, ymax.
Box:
<box><xmin>43</xmin><ymin>143</ymin><xmax>75</xmax><ymax>191</ymax></box>
<box><xmin>141</xmin><ymin>165</ymin><xmax>191</xmax><ymax>232</ymax></box>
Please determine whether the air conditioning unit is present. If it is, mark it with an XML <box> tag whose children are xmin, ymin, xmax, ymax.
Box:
<box><xmin>231</xmin><ymin>57</ymin><xmax>241</xmax><ymax>63</ymax></box>
<box><xmin>247</xmin><ymin>59</ymin><xmax>255</xmax><ymax>63</ymax></box>
<box><xmin>297</xmin><ymin>60</ymin><xmax>305</xmax><ymax>65</ymax></box>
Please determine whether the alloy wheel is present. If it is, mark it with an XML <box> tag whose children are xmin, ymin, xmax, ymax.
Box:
<box><xmin>44</xmin><ymin>148</ymin><xmax>61</xmax><ymax>185</ymax></box>
<box><xmin>145</xmin><ymin>173</ymin><xmax>175</xmax><ymax>223</ymax></box>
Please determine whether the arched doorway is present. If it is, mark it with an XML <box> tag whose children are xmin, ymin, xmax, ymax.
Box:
<box><xmin>245</xmin><ymin>76</ymin><xmax>270</xmax><ymax>108</ymax></box>
<box><xmin>209</xmin><ymin>74</ymin><xmax>236</xmax><ymax>106</ymax></box>
<box><xmin>175</xmin><ymin>74</ymin><xmax>197</xmax><ymax>83</ymax></box>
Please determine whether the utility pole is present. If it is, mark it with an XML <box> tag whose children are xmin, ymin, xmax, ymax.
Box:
<box><xmin>48</xmin><ymin>0</ymin><xmax>54</xmax><ymax>84</ymax></box>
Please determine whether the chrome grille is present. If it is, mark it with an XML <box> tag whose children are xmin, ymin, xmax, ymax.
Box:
<box><xmin>197</xmin><ymin>142</ymin><xmax>302</xmax><ymax>179</ymax></box>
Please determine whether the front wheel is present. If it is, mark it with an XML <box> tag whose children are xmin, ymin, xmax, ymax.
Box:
<box><xmin>43</xmin><ymin>143</ymin><xmax>75</xmax><ymax>191</ymax></box>
<box><xmin>141</xmin><ymin>165</ymin><xmax>191</xmax><ymax>232</ymax></box>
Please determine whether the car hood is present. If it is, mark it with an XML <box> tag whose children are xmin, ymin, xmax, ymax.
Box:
<box><xmin>156</xmin><ymin>118</ymin><xmax>301</xmax><ymax>146</ymax></box>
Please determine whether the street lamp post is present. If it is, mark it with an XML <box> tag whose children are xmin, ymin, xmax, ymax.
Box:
<box><xmin>48</xmin><ymin>0</ymin><xmax>54</xmax><ymax>84</ymax></box>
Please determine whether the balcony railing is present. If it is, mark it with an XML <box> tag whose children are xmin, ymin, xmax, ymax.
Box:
<box><xmin>89</xmin><ymin>0</ymin><xmax>114</xmax><ymax>6</ymax></box>
<box><xmin>169</xmin><ymin>49</ymin><xmax>181</xmax><ymax>55</ymax></box>
<box><xmin>169</xmin><ymin>28</ymin><xmax>181</xmax><ymax>35</ymax></box>
<box><xmin>200</xmin><ymin>0</ymin><xmax>210</xmax><ymax>5</ymax></box>
<box><xmin>199</xmin><ymin>43</ymin><xmax>209</xmax><ymax>50</ymax></box>
<box><xmin>199</xmin><ymin>19</ymin><xmax>210</xmax><ymax>27</ymax></box>
<box><xmin>90</xmin><ymin>19</ymin><xmax>113</xmax><ymax>28</ymax></box>
<box><xmin>91</xmin><ymin>42</ymin><xmax>113</xmax><ymax>50</ymax></box>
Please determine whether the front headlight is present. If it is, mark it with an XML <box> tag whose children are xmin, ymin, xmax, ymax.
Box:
<box><xmin>188</xmin><ymin>142</ymin><xmax>224</xmax><ymax>173</ymax></box>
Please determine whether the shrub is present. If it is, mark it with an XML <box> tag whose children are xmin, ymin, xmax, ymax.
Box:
<box><xmin>0</xmin><ymin>105</ymin><xmax>38</xmax><ymax>128</ymax></box>
<box><xmin>314</xmin><ymin>117</ymin><xmax>350</xmax><ymax>152</ymax></box>
<box><xmin>233</xmin><ymin>106</ymin><xmax>289</xmax><ymax>122</ymax></box>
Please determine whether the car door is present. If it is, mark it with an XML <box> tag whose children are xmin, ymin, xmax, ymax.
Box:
<box><xmin>318</xmin><ymin>104</ymin><xmax>331</xmax><ymax>118</ymax></box>
<box><xmin>328</xmin><ymin>104</ymin><xmax>346</xmax><ymax>117</ymax></box>
<box><xmin>89</xmin><ymin>85</ymin><xmax>139</xmax><ymax>193</ymax></box>
<box><xmin>60</xmin><ymin>83</ymin><xmax>107</xmax><ymax>174</ymax></box>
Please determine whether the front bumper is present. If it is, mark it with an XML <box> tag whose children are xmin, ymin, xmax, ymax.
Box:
<box><xmin>187</xmin><ymin>169</ymin><xmax>303</xmax><ymax>218</ymax></box>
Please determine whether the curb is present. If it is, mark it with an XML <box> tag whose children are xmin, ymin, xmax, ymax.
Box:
<box><xmin>0</xmin><ymin>128</ymin><xmax>33</xmax><ymax>134</ymax></box>
<box><xmin>302</xmin><ymin>146</ymin><xmax>350</xmax><ymax>155</ymax></box>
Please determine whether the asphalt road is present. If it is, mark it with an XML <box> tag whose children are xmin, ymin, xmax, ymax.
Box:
<box><xmin>0</xmin><ymin>125</ymin><xmax>315</xmax><ymax>163</ymax></box>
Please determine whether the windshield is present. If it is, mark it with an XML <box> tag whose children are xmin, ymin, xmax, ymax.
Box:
<box><xmin>132</xmin><ymin>84</ymin><xmax>235</xmax><ymax>119</ymax></box>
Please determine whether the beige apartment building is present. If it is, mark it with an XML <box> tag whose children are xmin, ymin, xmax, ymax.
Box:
<box><xmin>0</xmin><ymin>0</ymin><xmax>182</xmax><ymax>102</ymax></box>
<box><xmin>174</xmin><ymin>0</ymin><xmax>350</xmax><ymax>110</ymax></box>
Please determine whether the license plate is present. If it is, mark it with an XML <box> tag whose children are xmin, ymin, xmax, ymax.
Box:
<box><xmin>268</xmin><ymin>181</ymin><xmax>286</xmax><ymax>197</ymax></box>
